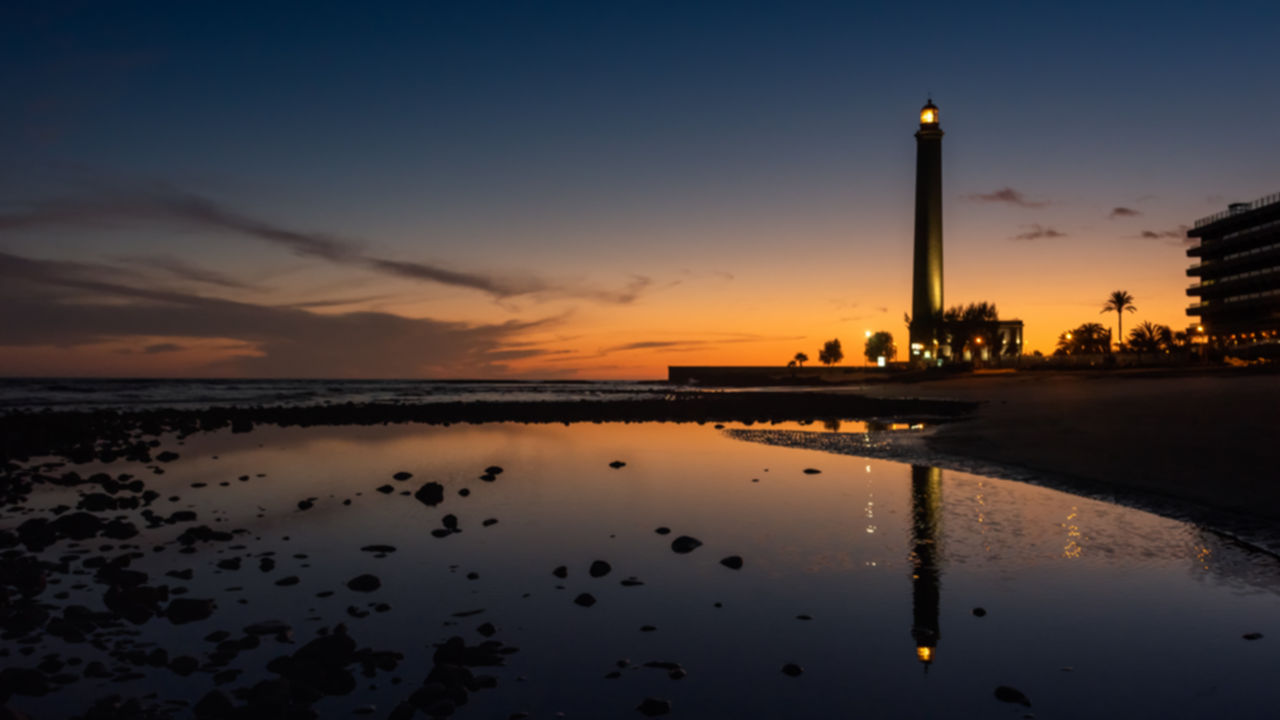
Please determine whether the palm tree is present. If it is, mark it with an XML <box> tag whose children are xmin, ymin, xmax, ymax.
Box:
<box><xmin>793</xmin><ymin>352</ymin><xmax>808</xmax><ymax>367</ymax></box>
<box><xmin>1128</xmin><ymin>321</ymin><xmax>1162</xmax><ymax>355</ymax></box>
<box><xmin>1101</xmin><ymin>291</ymin><xmax>1137</xmax><ymax>351</ymax></box>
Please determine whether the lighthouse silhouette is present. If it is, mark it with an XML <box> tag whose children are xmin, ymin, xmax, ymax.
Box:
<box><xmin>910</xmin><ymin>98</ymin><xmax>944</xmax><ymax>361</ymax></box>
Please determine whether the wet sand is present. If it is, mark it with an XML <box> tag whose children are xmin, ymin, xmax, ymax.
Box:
<box><xmin>860</xmin><ymin>369</ymin><xmax>1280</xmax><ymax>528</ymax></box>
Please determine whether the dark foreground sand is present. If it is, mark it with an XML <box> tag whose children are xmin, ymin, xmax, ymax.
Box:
<box><xmin>862</xmin><ymin>369</ymin><xmax>1280</xmax><ymax>530</ymax></box>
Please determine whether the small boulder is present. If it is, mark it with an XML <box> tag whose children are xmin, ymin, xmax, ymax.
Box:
<box><xmin>347</xmin><ymin>574</ymin><xmax>381</xmax><ymax>592</ymax></box>
<box><xmin>589</xmin><ymin>560</ymin><xmax>612</xmax><ymax>578</ymax></box>
<box><xmin>719</xmin><ymin>556</ymin><xmax>743</xmax><ymax>570</ymax></box>
<box><xmin>671</xmin><ymin>536</ymin><xmax>702</xmax><ymax>554</ymax></box>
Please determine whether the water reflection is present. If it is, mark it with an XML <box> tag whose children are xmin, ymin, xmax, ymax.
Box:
<box><xmin>909</xmin><ymin>465</ymin><xmax>943</xmax><ymax>666</ymax></box>
<box><xmin>10</xmin><ymin>421</ymin><xmax>1279</xmax><ymax>719</ymax></box>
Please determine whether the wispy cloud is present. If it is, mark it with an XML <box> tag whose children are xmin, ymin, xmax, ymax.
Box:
<box><xmin>0</xmin><ymin>250</ymin><xmax>556</xmax><ymax>377</ymax></box>
<box><xmin>1137</xmin><ymin>225</ymin><xmax>1191</xmax><ymax>246</ymax></box>
<box><xmin>1011</xmin><ymin>224</ymin><xmax>1067</xmax><ymax>241</ymax></box>
<box><xmin>119</xmin><ymin>255</ymin><xmax>260</xmax><ymax>290</ymax></box>
<box><xmin>965</xmin><ymin>187</ymin><xmax>1046</xmax><ymax>207</ymax></box>
<box><xmin>0</xmin><ymin>187</ymin><xmax>649</xmax><ymax>304</ymax></box>
<box><xmin>143</xmin><ymin>342</ymin><xmax>184</xmax><ymax>354</ymax></box>
<box><xmin>1108</xmin><ymin>207</ymin><xmax>1141</xmax><ymax>219</ymax></box>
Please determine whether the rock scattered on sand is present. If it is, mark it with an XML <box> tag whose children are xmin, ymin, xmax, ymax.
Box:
<box><xmin>375</xmin><ymin>485</ymin><xmax>395</xmax><ymax>494</ymax></box>
<box><xmin>781</xmin><ymin>663</ymin><xmax>803</xmax><ymax>677</ymax></box>
<box><xmin>802</xmin><ymin>468</ymin><xmax>821</xmax><ymax>474</ymax></box>
<box><xmin>347</xmin><ymin>574</ymin><xmax>381</xmax><ymax>592</ymax></box>
<box><xmin>297</xmin><ymin>499</ymin><xmax>314</xmax><ymax>511</ymax></box>
<box><xmin>1243</xmin><ymin>632</ymin><xmax>1264</xmax><ymax>640</ymax></box>
<box><xmin>361</xmin><ymin>544</ymin><xmax>397</xmax><ymax>554</ymax></box>
<box><xmin>156</xmin><ymin>451</ymin><xmax>180</xmax><ymax>463</ymax></box>
<box><xmin>994</xmin><ymin>686</ymin><xmax>1032</xmax><ymax>707</ymax></box>
<box><xmin>636</xmin><ymin>697</ymin><xmax>671</xmax><ymax>716</ymax></box>
<box><xmin>796</xmin><ymin>614</ymin><xmax>812</xmax><ymax>621</ymax></box>
<box><xmin>972</xmin><ymin>607</ymin><xmax>987</xmax><ymax>617</ymax></box>
<box><xmin>670</xmin><ymin>536</ymin><xmax>702</xmax><ymax>554</ymax></box>
<box><xmin>393</xmin><ymin>471</ymin><xmax>413</xmax><ymax>481</ymax></box>
<box><xmin>609</xmin><ymin>461</ymin><xmax>626</xmax><ymax>469</ymax></box>
<box><xmin>458</xmin><ymin>488</ymin><xmax>471</xmax><ymax>497</ymax></box>
<box><xmin>442</xmin><ymin>514</ymin><xmax>459</xmax><ymax>531</ymax></box>
<box><xmin>654</xmin><ymin>527</ymin><xmax>671</xmax><ymax>535</ymax></box>
<box><xmin>552</xmin><ymin>566</ymin><xmax>568</xmax><ymax>579</ymax></box>
<box><xmin>573</xmin><ymin>593</ymin><xmax>596</xmax><ymax>607</ymax></box>
<box><xmin>620</xmin><ymin>577</ymin><xmax>644</xmax><ymax>587</ymax></box>
<box><xmin>414</xmin><ymin>482</ymin><xmax>444</xmax><ymax>507</ymax></box>
<box><xmin>719</xmin><ymin>555</ymin><xmax>743</xmax><ymax>570</ymax></box>
<box><xmin>476</xmin><ymin>622</ymin><xmax>497</xmax><ymax>638</ymax></box>
<box><xmin>484</xmin><ymin>466</ymin><xmax>503</xmax><ymax>476</ymax></box>
<box><xmin>482</xmin><ymin>518</ymin><xmax>498</xmax><ymax>527</ymax></box>
<box><xmin>640</xmin><ymin>625</ymin><xmax>657</xmax><ymax>632</ymax></box>
<box><xmin>165</xmin><ymin>598</ymin><xmax>216</xmax><ymax>625</ymax></box>
<box><xmin>275</xmin><ymin>576</ymin><xmax>300</xmax><ymax>587</ymax></box>
<box><xmin>589</xmin><ymin>560</ymin><xmax>612</xmax><ymax>578</ymax></box>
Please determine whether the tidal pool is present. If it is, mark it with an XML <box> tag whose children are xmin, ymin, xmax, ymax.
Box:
<box><xmin>7</xmin><ymin>421</ymin><xmax>1278</xmax><ymax>718</ymax></box>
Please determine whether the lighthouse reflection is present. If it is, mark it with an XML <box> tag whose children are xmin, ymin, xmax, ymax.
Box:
<box><xmin>909</xmin><ymin>465</ymin><xmax>943</xmax><ymax>667</ymax></box>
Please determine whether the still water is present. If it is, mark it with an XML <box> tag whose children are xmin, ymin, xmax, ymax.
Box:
<box><xmin>12</xmin><ymin>421</ymin><xmax>1279</xmax><ymax>718</ymax></box>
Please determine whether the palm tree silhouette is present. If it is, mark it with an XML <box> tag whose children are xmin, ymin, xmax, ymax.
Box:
<box><xmin>1101</xmin><ymin>290</ymin><xmax>1137</xmax><ymax>351</ymax></box>
<box><xmin>793</xmin><ymin>352</ymin><xmax>809</xmax><ymax>367</ymax></box>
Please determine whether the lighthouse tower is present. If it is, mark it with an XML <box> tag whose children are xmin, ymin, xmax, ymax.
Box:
<box><xmin>910</xmin><ymin>99</ymin><xmax>944</xmax><ymax>360</ymax></box>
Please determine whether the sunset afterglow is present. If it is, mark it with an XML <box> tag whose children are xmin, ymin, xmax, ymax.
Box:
<box><xmin>2</xmin><ymin>3</ymin><xmax>1276</xmax><ymax>379</ymax></box>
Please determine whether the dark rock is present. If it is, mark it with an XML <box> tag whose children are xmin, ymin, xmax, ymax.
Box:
<box><xmin>552</xmin><ymin>566</ymin><xmax>568</xmax><ymax>579</ymax></box>
<box><xmin>1243</xmin><ymin>632</ymin><xmax>1264</xmax><ymax>640</ymax></box>
<box><xmin>430</xmin><ymin>529</ymin><xmax>452</xmax><ymax>538</ymax></box>
<box><xmin>166</xmin><ymin>598</ymin><xmax>216</xmax><ymax>624</ymax></box>
<box><xmin>169</xmin><ymin>655</ymin><xmax>199</xmax><ymax>676</ymax></box>
<box><xmin>719</xmin><ymin>555</ymin><xmax>743</xmax><ymax>570</ymax></box>
<box><xmin>476</xmin><ymin>622</ymin><xmax>497</xmax><ymax>638</ymax></box>
<box><xmin>216</xmin><ymin>558</ymin><xmax>242</xmax><ymax>571</ymax></box>
<box><xmin>193</xmin><ymin>689</ymin><xmax>234</xmax><ymax>719</ymax></box>
<box><xmin>0</xmin><ymin>667</ymin><xmax>50</xmax><ymax>697</ymax></box>
<box><xmin>275</xmin><ymin>576</ymin><xmax>300</xmax><ymax>587</ymax></box>
<box><xmin>458</xmin><ymin>488</ymin><xmax>471</xmax><ymax>497</ymax></box>
<box><xmin>654</xmin><ymin>527</ymin><xmax>671</xmax><ymax>535</ymax></box>
<box><xmin>781</xmin><ymin>663</ymin><xmax>803</xmax><ymax>677</ymax></box>
<box><xmin>589</xmin><ymin>560</ymin><xmax>612</xmax><ymax>578</ymax></box>
<box><xmin>640</xmin><ymin>625</ymin><xmax>657</xmax><ymax>632</ymax></box>
<box><xmin>376</xmin><ymin>485</ymin><xmax>395</xmax><ymax>494</ymax></box>
<box><xmin>442</xmin><ymin>514</ymin><xmax>458</xmax><ymax>531</ymax></box>
<box><xmin>573</xmin><ymin>593</ymin><xmax>596</xmax><ymax>607</ymax></box>
<box><xmin>482</xmin><ymin>518</ymin><xmax>498</xmax><ymax>527</ymax></box>
<box><xmin>361</xmin><ymin>545</ymin><xmax>397</xmax><ymax>554</ymax></box>
<box><xmin>393</xmin><ymin>472</ymin><xmax>413</xmax><ymax>481</ymax></box>
<box><xmin>636</xmin><ymin>697</ymin><xmax>671</xmax><ymax>716</ymax></box>
<box><xmin>972</xmin><ymin>607</ymin><xmax>987</xmax><ymax>617</ymax></box>
<box><xmin>609</xmin><ymin>461</ymin><xmax>626</xmax><ymax>469</ymax></box>
<box><xmin>347</xmin><ymin>574</ymin><xmax>381</xmax><ymax>592</ymax></box>
<box><xmin>414</xmin><ymin>482</ymin><xmax>445</xmax><ymax>507</ymax></box>
<box><xmin>620</xmin><ymin>577</ymin><xmax>644</xmax><ymax>587</ymax></box>
<box><xmin>297</xmin><ymin>499</ymin><xmax>314</xmax><ymax>511</ymax></box>
<box><xmin>156</xmin><ymin>451</ymin><xmax>180</xmax><ymax>463</ymax></box>
<box><xmin>671</xmin><ymin>536</ymin><xmax>702</xmax><ymax>554</ymax></box>
<box><xmin>994</xmin><ymin>686</ymin><xmax>1031</xmax><ymax>707</ymax></box>
<box><xmin>802</xmin><ymin>468</ymin><xmax>821</xmax><ymax>474</ymax></box>
<box><xmin>484</xmin><ymin>466</ymin><xmax>503</xmax><ymax>475</ymax></box>
<box><xmin>78</xmin><ymin>493</ymin><xmax>117</xmax><ymax>512</ymax></box>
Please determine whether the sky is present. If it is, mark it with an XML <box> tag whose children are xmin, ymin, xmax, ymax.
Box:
<box><xmin>2</xmin><ymin>1</ymin><xmax>1278</xmax><ymax>379</ymax></box>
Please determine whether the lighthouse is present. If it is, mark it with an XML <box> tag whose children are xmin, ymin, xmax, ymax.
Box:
<box><xmin>910</xmin><ymin>99</ymin><xmax>944</xmax><ymax>360</ymax></box>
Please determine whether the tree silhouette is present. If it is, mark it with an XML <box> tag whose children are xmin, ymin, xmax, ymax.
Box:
<box><xmin>1101</xmin><ymin>290</ymin><xmax>1137</xmax><ymax>351</ymax></box>
<box><xmin>1129</xmin><ymin>321</ymin><xmax>1174</xmax><ymax>356</ymax></box>
<box><xmin>1058</xmin><ymin>323</ymin><xmax>1110</xmax><ymax>354</ymax></box>
<box><xmin>864</xmin><ymin>332</ymin><xmax>896</xmax><ymax>363</ymax></box>
<box><xmin>793</xmin><ymin>352</ymin><xmax>808</xmax><ymax>367</ymax></box>
<box><xmin>818</xmin><ymin>338</ymin><xmax>844</xmax><ymax>366</ymax></box>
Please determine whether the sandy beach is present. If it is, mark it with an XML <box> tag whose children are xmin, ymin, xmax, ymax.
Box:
<box><xmin>859</xmin><ymin>368</ymin><xmax>1280</xmax><ymax>531</ymax></box>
